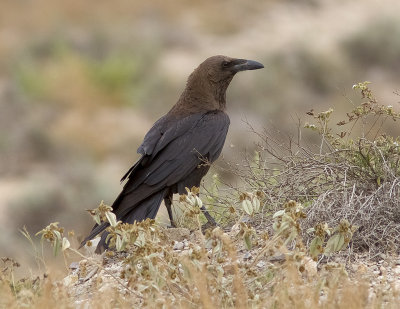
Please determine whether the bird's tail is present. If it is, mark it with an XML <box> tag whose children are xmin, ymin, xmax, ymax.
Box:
<box><xmin>79</xmin><ymin>221</ymin><xmax>109</xmax><ymax>250</ymax></box>
<box><xmin>80</xmin><ymin>189</ymin><xmax>167</xmax><ymax>253</ymax></box>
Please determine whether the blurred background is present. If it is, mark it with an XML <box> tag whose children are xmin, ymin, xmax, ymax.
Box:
<box><xmin>1</xmin><ymin>0</ymin><xmax>400</xmax><ymax>268</ymax></box>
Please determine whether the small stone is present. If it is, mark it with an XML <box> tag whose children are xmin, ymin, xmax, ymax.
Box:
<box><xmin>69</xmin><ymin>262</ymin><xmax>79</xmax><ymax>270</ymax></box>
<box><xmin>303</xmin><ymin>257</ymin><xmax>317</xmax><ymax>276</ymax></box>
<box><xmin>18</xmin><ymin>289</ymin><xmax>34</xmax><ymax>301</ymax></box>
<box><xmin>394</xmin><ymin>266</ymin><xmax>400</xmax><ymax>275</ymax></box>
<box><xmin>223</xmin><ymin>264</ymin><xmax>235</xmax><ymax>275</ymax></box>
<box><xmin>63</xmin><ymin>274</ymin><xmax>78</xmax><ymax>287</ymax></box>
<box><xmin>98</xmin><ymin>283</ymin><xmax>115</xmax><ymax>293</ymax></box>
<box><xmin>357</xmin><ymin>264</ymin><xmax>368</xmax><ymax>274</ymax></box>
<box><xmin>243</xmin><ymin>252</ymin><xmax>252</xmax><ymax>260</ymax></box>
<box><xmin>80</xmin><ymin>266</ymin><xmax>99</xmax><ymax>282</ymax></box>
<box><xmin>230</xmin><ymin>223</ymin><xmax>240</xmax><ymax>234</ymax></box>
<box><xmin>269</xmin><ymin>254</ymin><xmax>286</xmax><ymax>263</ymax></box>
<box><xmin>371</xmin><ymin>265</ymin><xmax>378</xmax><ymax>271</ymax></box>
<box><xmin>368</xmin><ymin>291</ymin><xmax>376</xmax><ymax>303</ymax></box>
<box><xmin>256</xmin><ymin>261</ymin><xmax>266</xmax><ymax>268</ymax></box>
<box><xmin>173</xmin><ymin>241</ymin><xmax>184</xmax><ymax>250</ymax></box>
<box><xmin>165</xmin><ymin>227</ymin><xmax>191</xmax><ymax>240</ymax></box>
<box><xmin>240</xmin><ymin>216</ymin><xmax>251</xmax><ymax>223</ymax></box>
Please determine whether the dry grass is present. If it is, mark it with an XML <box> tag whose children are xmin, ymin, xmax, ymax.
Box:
<box><xmin>2</xmin><ymin>211</ymin><xmax>399</xmax><ymax>308</ymax></box>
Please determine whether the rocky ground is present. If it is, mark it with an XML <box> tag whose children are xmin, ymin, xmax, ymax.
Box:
<box><xmin>62</xmin><ymin>226</ymin><xmax>400</xmax><ymax>308</ymax></box>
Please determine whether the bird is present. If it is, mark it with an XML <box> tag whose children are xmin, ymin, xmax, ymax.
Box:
<box><xmin>80</xmin><ymin>55</ymin><xmax>264</xmax><ymax>253</ymax></box>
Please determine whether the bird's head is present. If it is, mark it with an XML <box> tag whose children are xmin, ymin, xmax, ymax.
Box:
<box><xmin>175</xmin><ymin>55</ymin><xmax>264</xmax><ymax>114</ymax></box>
<box><xmin>200</xmin><ymin>55</ymin><xmax>264</xmax><ymax>83</ymax></box>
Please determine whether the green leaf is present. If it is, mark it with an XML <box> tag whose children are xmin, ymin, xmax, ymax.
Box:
<box><xmin>116</xmin><ymin>235</ymin><xmax>124</xmax><ymax>251</ymax></box>
<box><xmin>186</xmin><ymin>195</ymin><xmax>195</xmax><ymax>205</ymax></box>
<box><xmin>287</xmin><ymin>229</ymin><xmax>298</xmax><ymax>243</ymax></box>
<box><xmin>309</xmin><ymin>236</ymin><xmax>324</xmax><ymax>259</ymax></box>
<box><xmin>62</xmin><ymin>237</ymin><xmax>70</xmax><ymax>251</ymax></box>
<box><xmin>53</xmin><ymin>237</ymin><xmax>60</xmax><ymax>256</ymax></box>
<box><xmin>273</xmin><ymin>209</ymin><xmax>285</xmax><ymax>218</ymax></box>
<box><xmin>53</xmin><ymin>230</ymin><xmax>62</xmax><ymax>241</ymax></box>
<box><xmin>324</xmin><ymin>234</ymin><xmax>346</xmax><ymax>254</ymax></box>
<box><xmin>252</xmin><ymin>197</ymin><xmax>261</xmax><ymax>213</ymax></box>
<box><xmin>277</xmin><ymin>221</ymin><xmax>290</xmax><ymax>235</ymax></box>
<box><xmin>134</xmin><ymin>232</ymin><xmax>146</xmax><ymax>247</ymax></box>
<box><xmin>214</xmin><ymin>241</ymin><xmax>222</xmax><ymax>254</ymax></box>
<box><xmin>146</xmin><ymin>253</ymin><xmax>162</xmax><ymax>260</ymax></box>
<box><xmin>306</xmin><ymin>227</ymin><xmax>315</xmax><ymax>234</ymax></box>
<box><xmin>94</xmin><ymin>214</ymin><xmax>101</xmax><ymax>225</ymax></box>
<box><xmin>105</xmin><ymin>211</ymin><xmax>118</xmax><ymax>227</ymax></box>
<box><xmin>242</xmin><ymin>200</ymin><xmax>253</xmax><ymax>216</ymax></box>
<box><xmin>244</xmin><ymin>233</ymin><xmax>252</xmax><ymax>250</ymax></box>
<box><xmin>195</xmin><ymin>196</ymin><xmax>203</xmax><ymax>208</ymax></box>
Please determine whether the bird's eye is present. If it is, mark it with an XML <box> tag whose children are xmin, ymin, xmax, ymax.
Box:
<box><xmin>222</xmin><ymin>61</ymin><xmax>229</xmax><ymax>68</ymax></box>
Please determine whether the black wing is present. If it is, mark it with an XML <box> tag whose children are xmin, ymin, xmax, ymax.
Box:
<box><xmin>114</xmin><ymin>110</ymin><xmax>230</xmax><ymax>218</ymax></box>
<box><xmin>120</xmin><ymin>112</ymin><xmax>203</xmax><ymax>182</ymax></box>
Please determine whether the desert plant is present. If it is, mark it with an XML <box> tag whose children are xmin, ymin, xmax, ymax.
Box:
<box><xmin>239</xmin><ymin>82</ymin><xmax>400</xmax><ymax>257</ymax></box>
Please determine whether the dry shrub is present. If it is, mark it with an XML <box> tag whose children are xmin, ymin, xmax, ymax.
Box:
<box><xmin>305</xmin><ymin>178</ymin><xmax>400</xmax><ymax>256</ymax></box>
<box><xmin>238</xmin><ymin>82</ymin><xmax>400</xmax><ymax>258</ymax></box>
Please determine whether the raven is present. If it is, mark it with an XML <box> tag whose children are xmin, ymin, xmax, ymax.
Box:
<box><xmin>81</xmin><ymin>55</ymin><xmax>264</xmax><ymax>253</ymax></box>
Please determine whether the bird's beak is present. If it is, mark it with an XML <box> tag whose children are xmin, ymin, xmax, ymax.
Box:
<box><xmin>232</xmin><ymin>59</ymin><xmax>264</xmax><ymax>73</ymax></box>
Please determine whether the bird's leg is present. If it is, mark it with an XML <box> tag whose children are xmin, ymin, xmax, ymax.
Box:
<box><xmin>200</xmin><ymin>205</ymin><xmax>217</xmax><ymax>226</ymax></box>
<box><xmin>164</xmin><ymin>193</ymin><xmax>176</xmax><ymax>228</ymax></box>
<box><xmin>200</xmin><ymin>205</ymin><xmax>218</xmax><ymax>233</ymax></box>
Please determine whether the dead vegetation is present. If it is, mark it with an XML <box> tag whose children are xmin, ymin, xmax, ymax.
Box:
<box><xmin>3</xmin><ymin>197</ymin><xmax>400</xmax><ymax>308</ymax></box>
<box><xmin>234</xmin><ymin>82</ymin><xmax>400</xmax><ymax>258</ymax></box>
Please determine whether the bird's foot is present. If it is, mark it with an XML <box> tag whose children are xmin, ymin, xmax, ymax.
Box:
<box><xmin>167</xmin><ymin>221</ymin><xmax>177</xmax><ymax>229</ymax></box>
<box><xmin>201</xmin><ymin>221</ymin><xmax>218</xmax><ymax>233</ymax></box>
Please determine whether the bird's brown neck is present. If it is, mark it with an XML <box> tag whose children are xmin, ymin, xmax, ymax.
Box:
<box><xmin>168</xmin><ymin>70</ymin><xmax>233</xmax><ymax>117</ymax></box>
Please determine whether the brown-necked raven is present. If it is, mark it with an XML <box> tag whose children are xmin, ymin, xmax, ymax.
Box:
<box><xmin>81</xmin><ymin>55</ymin><xmax>264</xmax><ymax>253</ymax></box>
